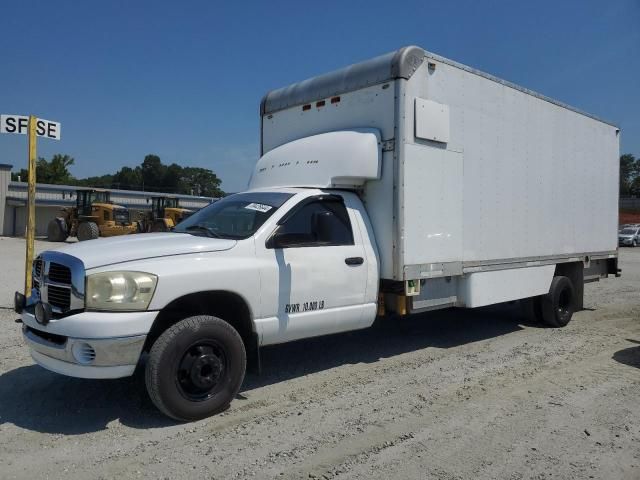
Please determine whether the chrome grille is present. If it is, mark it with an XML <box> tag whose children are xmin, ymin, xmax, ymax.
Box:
<box><xmin>34</xmin><ymin>258</ymin><xmax>43</xmax><ymax>277</ymax></box>
<box><xmin>32</xmin><ymin>252</ymin><xmax>86</xmax><ymax>315</ymax></box>
<box><xmin>48</xmin><ymin>285</ymin><xmax>71</xmax><ymax>310</ymax></box>
<box><xmin>49</xmin><ymin>263</ymin><xmax>72</xmax><ymax>284</ymax></box>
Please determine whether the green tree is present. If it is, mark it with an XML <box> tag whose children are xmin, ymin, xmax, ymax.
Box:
<box><xmin>620</xmin><ymin>154</ymin><xmax>637</xmax><ymax>196</ymax></box>
<box><xmin>163</xmin><ymin>163</ymin><xmax>184</xmax><ymax>193</ymax></box>
<box><xmin>630</xmin><ymin>175</ymin><xmax>640</xmax><ymax>196</ymax></box>
<box><xmin>36</xmin><ymin>158</ymin><xmax>51</xmax><ymax>182</ymax></box>
<box><xmin>10</xmin><ymin>152</ymin><xmax>225</xmax><ymax>197</ymax></box>
<box><xmin>180</xmin><ymin>166</ymin><xmax>224</xmax><ymax>197</ymax></box>
<box><xmin>112</xmin><ymin>166</ymin><xmax>142</xmax><ymax>190</ymax></box>
<box><xmin>11</xmin><ymin>169</ymin><xmax>27</xmax><ymax>182</ymax></box>
<box><xmin>11</xmin><ymin>154</ymin><xmax>75</xmax><ymax>184</ymax></box>
<box><xmin>12</xmin><ymin>160</ymin><xmax>51</xmax><ymax>183</ymax></box>
<box><xmin>74</xmin><ymin>174</ymin><xmax>114</xmax><ymax>188</ymax></box>
<box><xmin>47</xmin><ymin>154</ymin><xmax>75</xmax><ymax>183</ymax></box>
<box><xmin>141</xmin><ymin>154</ymin><xmax>166</xmax><ymax>190</ymax></box>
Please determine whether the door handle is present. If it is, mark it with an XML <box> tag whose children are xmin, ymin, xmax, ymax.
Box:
<box><xmin>345</xmin><ymin>257</ymin><xmax>364</xmax><ymax>266</ymax></box>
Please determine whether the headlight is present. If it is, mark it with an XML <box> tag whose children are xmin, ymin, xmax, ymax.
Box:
<box><xmin>86</xmin><ymin>271</ymin><xmax>158</xmax><ymax>311</ymax></box>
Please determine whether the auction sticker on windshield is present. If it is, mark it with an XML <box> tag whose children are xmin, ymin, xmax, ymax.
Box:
<box><xmin>245</xmin><ymin>203</ymin><xmax>273</xmax><ymax>213</ymax></box>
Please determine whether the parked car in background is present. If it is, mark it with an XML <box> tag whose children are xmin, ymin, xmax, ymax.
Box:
<box><xmin>619</xmin><ymin>226</ymin><xmax>640</xmax><ymax>247</ymax></box>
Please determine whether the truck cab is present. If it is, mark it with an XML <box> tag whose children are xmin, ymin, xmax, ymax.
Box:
<box><xmin>18</xmin><ymin>184</ymin><xmax>379</xmax><ymax>421</ymax></box>
<box><xmin>172</xmin><ymin>187</ymin><xmax>379</xmax><ymax>344</ymax></box>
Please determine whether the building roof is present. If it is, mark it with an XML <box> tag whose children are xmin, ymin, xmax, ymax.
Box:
<box><xmin>6</xmin><ymin>181</ymin><xmax>217</xmax><ymax>210</ymax></box>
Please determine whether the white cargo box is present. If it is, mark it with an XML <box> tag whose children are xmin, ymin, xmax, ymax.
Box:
<box><xmin>254</xmin><ymin>46</ymin><xmax>619</xmax><ymax>281</ymax></box>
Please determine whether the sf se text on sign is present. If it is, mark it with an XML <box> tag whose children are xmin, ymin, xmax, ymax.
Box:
<box><xmin>0</xmin><ymin>115</ymin><xmax>61</xmax><ymax>140</ymax></box>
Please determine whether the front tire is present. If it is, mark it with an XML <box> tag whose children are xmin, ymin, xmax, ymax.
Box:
<box><xmin>540</xmin><ymin>276</ymin><xmax>575</xmax><ymax>328</ymax></box>
<box><xmin>77</xmin><ymin>221</ymin><xmax>99</xmax><ymax>241</ymax></box>
<box><xmin>47</xmin><ymin>218</ymin><xmax>68</xmax><ymax>242</ymax></box>
<box><xmin>151</xmin><ymin>220</ymin><xmax>168</xmax><ymax>232</ymax></box>
<box><xmin>145</xmin><ymin>315</ymin><xmax>246</xmax><ymax>421</ymax></box>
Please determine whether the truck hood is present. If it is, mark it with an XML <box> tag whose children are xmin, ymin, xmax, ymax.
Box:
<box><xmin>50</xmin><ymin>233</ymin><xmax>237</xmax><ymax>269</ymax></box>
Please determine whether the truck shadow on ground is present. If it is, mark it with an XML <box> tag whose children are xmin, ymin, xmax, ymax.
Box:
<box><xmin>0</xmin><ymin>303</ymin><xmax>536</xmax><ymax>435</ymax></box>
<box><xmin>242</xmin><ymin>303</ymin><xmax>535</xmax><ymax>391</ymax></box>
<box><xmin>612</xmin><ymin>339</ymin><xmax>640</xmax><ymax>369</ymax></box>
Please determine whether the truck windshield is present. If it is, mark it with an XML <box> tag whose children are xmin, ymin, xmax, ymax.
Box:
<box><xmin>174</xmin><ymin>192</ymin><xmax>293</xmax><ymax>239</ymax></box>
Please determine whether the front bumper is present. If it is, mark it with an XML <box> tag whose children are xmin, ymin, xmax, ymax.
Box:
<box><xmin>21</xmin><ymin>309</ymin><xmax>157</xmax><ymax>379</ymax></box>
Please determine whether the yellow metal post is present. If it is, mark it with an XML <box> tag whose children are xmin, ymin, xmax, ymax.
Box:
<box><xmin>24</xmin><ymin>115</ymin><xmax>37</xmax><ymax>298</ymax></box>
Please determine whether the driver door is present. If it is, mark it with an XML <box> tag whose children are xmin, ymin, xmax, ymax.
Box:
<box><xmin>257</xmin><ymin>195</ymin><xmax>370</xmax><ymax>344</ymax></box>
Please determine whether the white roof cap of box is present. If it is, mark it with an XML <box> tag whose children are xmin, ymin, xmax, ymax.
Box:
<box><xmin>249</xmin><ymin>129</ymin><xmax>381</xmax><ymax>190</ymax></box>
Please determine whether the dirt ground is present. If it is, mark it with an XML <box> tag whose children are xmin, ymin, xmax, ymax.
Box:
<box><xmin>0</xmin><ymin>237</ymin><xmax>638</xmax><ymax>479</ymax></box>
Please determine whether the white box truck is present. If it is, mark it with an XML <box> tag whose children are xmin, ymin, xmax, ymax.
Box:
<box><xmin>16</xmin><ymin>46</ymin><xmax>620</xmax><ymax>421</ymax></box>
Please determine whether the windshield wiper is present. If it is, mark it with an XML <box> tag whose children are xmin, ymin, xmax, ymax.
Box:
<box><xmin>184</xmin><ymin>225</ymin><xmax>221</xmax><ymax>238</ymax></box>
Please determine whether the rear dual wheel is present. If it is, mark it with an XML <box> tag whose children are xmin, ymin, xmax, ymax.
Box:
<box><xmin>145</xmin><ymin>315</ymin><xmax>246</xmax><ymax>421</ymax></box>
<box><xmin>524</xmin><ymin>275</ymin><xmax>575</xmax><ymax>328</ymax></box>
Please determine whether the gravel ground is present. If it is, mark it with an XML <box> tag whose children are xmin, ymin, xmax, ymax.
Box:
<box><xmin>0</xmin><ymin>237</ymin><xmax>638</xmax><ymax>479</ymax></box>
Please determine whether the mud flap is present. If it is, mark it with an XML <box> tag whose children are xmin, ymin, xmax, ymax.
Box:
<box><xmin>247</xmin><ymin>331</ymin><xmax>262</xmax><ymax>375</ymax></box>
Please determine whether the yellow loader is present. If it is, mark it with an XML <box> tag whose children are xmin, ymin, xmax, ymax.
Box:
<box><xmin>47</xmin><ymin>189</ymin><xmax>140</xmax><ymax>242</ymax></box>
<box><xmin>143</xmin><ymin>196</ymin><xmax>193</xmax><ymax>232</ymax></box>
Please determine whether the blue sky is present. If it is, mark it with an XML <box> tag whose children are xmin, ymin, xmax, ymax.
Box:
<box><xmin>1</xmin><ymin>0</ymin><xmax>639</xmax><ymax>192</ymax></box>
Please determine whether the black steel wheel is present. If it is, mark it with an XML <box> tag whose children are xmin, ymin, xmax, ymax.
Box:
<box><xmin>176</xmin><ymin>340</ymin><xmax>227</xmax><ymax>401</ymax></box>
<box><xmin>540</xmin><ymin>276</ymin><xmax>575</xmax><ymax>328</ymax></box>
<box><xmin>145</xmin><ymin>315</ymin><xmax>246</xmax><ymax>421</ymax></box>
